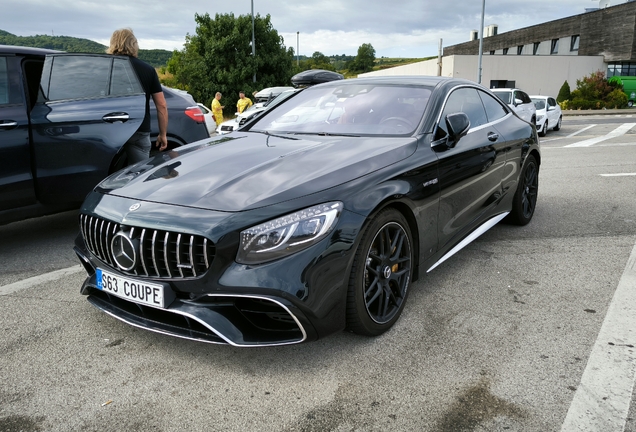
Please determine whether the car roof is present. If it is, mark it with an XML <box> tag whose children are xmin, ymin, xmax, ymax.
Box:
<box><xmin>530</xmin><ymin>95</ymin><xmax>550</xmax><ymax>99</ymax></box>
<box><xmin>0</xmin><ymin>44</ymin><xmax>61</xmax><ymax>56</ymax></box>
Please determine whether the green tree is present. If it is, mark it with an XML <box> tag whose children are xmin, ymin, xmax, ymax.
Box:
<box><xmin>569</xmin><ymin>70</ymin><xmax>626</xmax><ymax>109</ymax></box>
<box><xmin>556</xmin><ymin>80</ymin><xmax>571</xmax><ymax>103</ymax></box>
<box><xmin>298</xmin><ymin>51</ymin><xmax>335</xmax><ymax>72</ymax></box>
<box><xmin>166</xmin><ymin>13</ymin><xmax>295</xmax><ymax>110</ymax></box>
<box><xmin>348</xmin><ymin>43</ymin><xmax>376</xmax><ymax>73</ymax></box>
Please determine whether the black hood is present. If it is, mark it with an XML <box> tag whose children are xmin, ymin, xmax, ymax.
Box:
<box><xmin>107</xmin><ymin>132</ymin><xmax>417</xmax><ymax>212</ymax></box>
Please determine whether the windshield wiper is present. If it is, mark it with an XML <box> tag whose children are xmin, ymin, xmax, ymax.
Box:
<box><xmin>255</xmin><ymin>130</ymin><xmax>299</xmax><ymax>140</ymax></box>
<box><xmin>291</xmin><ymin>131</ymin><xmax>361</xmax><ymax>137</ymax></box>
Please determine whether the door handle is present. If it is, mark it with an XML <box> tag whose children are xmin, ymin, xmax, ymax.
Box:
<box><xmin>487</xmin><ymin>132</ymin><xmax>499</xmax><ymax>142</ymax></box>
<box><xmin>102</xmin><ymin>113</ymin><xmax>130</xmax><ymax>123</ymax></box>
<box><xmin>0</xmin><ymin>120</ymin><xmax>18</xmax><ymax>129</ymax></box>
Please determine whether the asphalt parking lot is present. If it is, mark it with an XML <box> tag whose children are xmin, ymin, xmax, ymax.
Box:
<box><xmin>1</xmin><ymin>113</ymin><xmax>635</xmax><ymax>431</ymax></box>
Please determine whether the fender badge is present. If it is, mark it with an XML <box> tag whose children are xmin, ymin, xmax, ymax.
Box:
<box><xmin>129</xmin><ymin>203</ymin><xmax>141</xmax><ymax>211</ymax></box>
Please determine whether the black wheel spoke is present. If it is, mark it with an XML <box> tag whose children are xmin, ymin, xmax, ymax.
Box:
<box><xmin>361</xmin><ymin>220</ymin><xmax>412</xmax><ymax>324</ymax></box>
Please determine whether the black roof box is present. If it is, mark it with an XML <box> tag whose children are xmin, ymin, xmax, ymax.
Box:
<box><xmin>291</xmin><ymin>69</ymin><xmax>344</xmax><ymax>88</ymax></box>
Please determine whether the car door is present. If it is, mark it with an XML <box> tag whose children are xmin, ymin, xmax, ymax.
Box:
<box><xmin>433</xmin><ymin>86</ymin><xmax>508</xmax><ymax>252</ymax></box>
<box><xmin>29</xmin><ymin>54</ymin><xmax>146</xmax><ymax>204</ymax></box>
<box><xmin>547</xmin><ymin>97</ymin><xmax>559</xmax><ymax>128</ymax></box>
<box><xmin>0</xmin><ymin>54</ymin><xmax>37</xmax><ymax>211</ymax></box>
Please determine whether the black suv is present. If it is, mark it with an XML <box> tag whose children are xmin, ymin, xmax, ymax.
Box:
<box><xmin>0</xmin><ymin>45</ymin><xmax>209</xmax><ymax>224</ymax></box>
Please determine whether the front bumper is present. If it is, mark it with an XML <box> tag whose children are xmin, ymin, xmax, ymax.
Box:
<box><xmin>74</xmin><ymin>193</ymin><xmax>363</xmax><ymax>346</ymax></box>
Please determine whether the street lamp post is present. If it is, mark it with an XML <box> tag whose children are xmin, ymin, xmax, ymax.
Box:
<box><xmin>297</xmin><ymin>32</ymin><xmax>299</xmax><ymax>67</ymax></box>
<box><xmin>477</xmin><ymin>0</ymin><xmax>485</xmax><ymax>84</ymax></box>
<box><xmin>251</xmin><ymin>0</ymin><xmax>256</xmax><ymax>83</ymax></box>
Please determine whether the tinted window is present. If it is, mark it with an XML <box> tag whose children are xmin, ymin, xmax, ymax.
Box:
<box><xmin>48</xmin><ymin>56</ymin><xmax>111</xmax><ymax>100</ymax></box>
<box><xmin>492</xmin><ymin>91</ymin><xmax>511</xmax><ymax>104</ymax></box>
<box><xmin>479</xmin><ymin>90</ymin><xmax>507</xmax><ymax>122</ymax></box>
<box><xmin>0</xmin><ymin>57</ymin><xmax>8</xmax><ymax>105</ymax></box>
<box><xmin>110</xmin><ymin>58</ymin><xmax>142</xmax><ymax>96</ymax></box>
<box><xmin>439</xmin><ymin>87</ymin><xmax>488</xmax><ymax>134</ymax></box>
<box><xmin>548</xmin><ymin>98</ymin><xmax>557</xmax><ymax>107</ymax></box>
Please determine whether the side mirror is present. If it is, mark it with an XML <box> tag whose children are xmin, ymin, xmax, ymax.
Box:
<box><xmin>445</xmin><ymin>112</ymin><xmax>470</xmax><ymax>145</ymax></box>
<box><xmin>547</xmin><ymin>105</ymin><xmax>555</xmax><ymax>111</ymax></box>
<box><xmin>514</xmin><ymin>98</ymin><xmax>523</xmax><ymax>106</ymax></box>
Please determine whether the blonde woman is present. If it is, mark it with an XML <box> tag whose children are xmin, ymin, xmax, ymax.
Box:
<box><xmin>107</xmin><ymin>28</ymin><xmax>168</xmax><ymax>163</ymax></box>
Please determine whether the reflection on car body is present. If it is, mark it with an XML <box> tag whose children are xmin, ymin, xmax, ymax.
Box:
<box><xmin>75</xmin><ymin>76</ymin><xmax>540</xmax><ymax>347</ymax></box>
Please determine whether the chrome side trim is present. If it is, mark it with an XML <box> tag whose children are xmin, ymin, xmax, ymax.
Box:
<box><xmin>427</xmin><ymin>212</ymin><xmax>509</xmax><ymax>273</ymax></box>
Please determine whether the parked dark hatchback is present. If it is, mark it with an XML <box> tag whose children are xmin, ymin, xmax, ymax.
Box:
<box><xmin>75</xmin><ymin>76</ymin><xmax>540</xmax><ymax>346</ymax></box>
<box><xmin>0</xmin><ymin>45</ymin><xmax>209</xmax><ymax>224</ymax></box>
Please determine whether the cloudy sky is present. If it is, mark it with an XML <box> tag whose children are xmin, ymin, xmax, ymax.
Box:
<box><xmin>2</xmin><ymin>0</ymin><xmax>623</xmax><ymax>58</ymax></box>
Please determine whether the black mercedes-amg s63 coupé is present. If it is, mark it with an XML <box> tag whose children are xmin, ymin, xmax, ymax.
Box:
<box><xmin>74</xmin><ymin>75</ymin><xmax>540</xmax><ymax>346</ymax></box>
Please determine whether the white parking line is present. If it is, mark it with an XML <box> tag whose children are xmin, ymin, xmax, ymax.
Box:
<box><xmin>600</xmin><ymin>173</ymin><xmax>636</xmax><ymax>177</ymax></box>
<box><xmin>567</xmin><ymin>124</ymin><xmax>598</xmax><ymax>138</ymax></box>
<box><xmin>565</xmin><ymin>123</ymin><xmax>636</xmax><ymax>148</ymax></box>
<box><xmin>0</xmin><ymin>265</ymin><xmax>83</xmax><ymax>296</ymax></box>
<box><xmin>560</xmin><ymin>239</ymin><xmax>636</xmax><ymax>431</ymax></box>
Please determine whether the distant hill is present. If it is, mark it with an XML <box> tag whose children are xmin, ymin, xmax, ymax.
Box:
<box><xmin>0</xmin><ymin>30</ymin><xmax>173</xmax><ymax>68</ymax></box>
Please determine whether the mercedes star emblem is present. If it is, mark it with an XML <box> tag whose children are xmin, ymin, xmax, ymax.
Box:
<box><xmin>111</xmin><ymin>231</ymin><xmax>137</xmax><ymax>271</ymax></box>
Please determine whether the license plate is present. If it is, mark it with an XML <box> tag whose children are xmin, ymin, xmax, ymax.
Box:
<box><xmin>96</xmin><ymin>268</ymin><xmax>165</xmax><ymax>308</ymax></box>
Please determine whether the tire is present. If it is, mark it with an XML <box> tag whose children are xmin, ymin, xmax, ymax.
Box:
<box><xmin>346</xmin><ymin>209</ymin><xmax>414</xmax><ymax>336</ymax></box>
<box><xmin>538</xmin><ymin>120</ymin><xmax>547</xmax><ymax>137</ymax></box>
<box><xmin>507</xmin><ymin>155</ymin><xmax>538</xmax><ymax>226</ymax></box>
<box><xmin>629</xmin><ymin>100</ymin><xmax>634</xmax><ymax>108</ymax></box>
<box><xmin>553</xmin><ymin>116</ymin><xmax>562</xmax><ymax>131</ymax></box>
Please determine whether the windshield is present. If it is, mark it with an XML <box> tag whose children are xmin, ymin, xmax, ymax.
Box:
<box><xmin>492</xmin><ymin>91</ymin><xmax>512</xmax><ymax>104</ymax></box>
<box><xmin>531</xmin><ymin>98</ymin><xmax>546</xmax><ymax>110</ymax></box>
<box><xmin>250</xmin><ymin>84</ymin><xmax>431</xmax><ymax>136</ymax></box>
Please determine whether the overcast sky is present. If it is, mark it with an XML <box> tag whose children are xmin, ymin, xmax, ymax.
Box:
<box><xmin>2</xmin><ymin>0</ymin><xmax>624</xmax><ymax>58</ymax></box>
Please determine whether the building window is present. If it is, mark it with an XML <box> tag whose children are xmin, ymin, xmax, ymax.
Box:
<box><xmin>489</xmin><ymin>50</ymin><xmax>495</xmax><ymax>55</ymax></box>
<box><xmin>517</xmin><ymin>45</ymin><xmax>523</xmax><ymax>55</ymax></box>
<box><xmin>570</xmin><ymin>35</ymin><xmax>580</xmax><ymax>52</ymax></box>
<box><xmin>533</xmin><ymin>42</ymin><xmax>540</xmax><ymax>55</ymax></box>
<box><xmin>551</xmin><ymin>39</ymin><xmax>559</xmax><ymax>55</ymax></box>
<box><xmin>607</xmin><ymin>62</ymin><xmax>636</xmax><ymax>77</ymax></box>
<box><xmin>503</xmin><ymin>48</ymin><xmax>509</xmax><ymax>55</ymax></box>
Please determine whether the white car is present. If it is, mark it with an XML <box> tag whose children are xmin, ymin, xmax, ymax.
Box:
<box><xmin>530</xmin><ymin>95</ymin><xmax>562</xmax><ymax>136</ymax></box>
<box><xmin>491</xmin><ymin>88</ymin><xmax>536</xmax><ymax>125</ymax></box>
<box><xmin>196</xmin><ymin>103</ymin><xmax>216</xmax><ymax>136</ymax></box>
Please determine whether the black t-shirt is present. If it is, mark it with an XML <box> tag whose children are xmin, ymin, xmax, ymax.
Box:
<box><xmin>130</xmin><ymin>56</ymin><xmax>162</xmax><ymax>132</ymax></box>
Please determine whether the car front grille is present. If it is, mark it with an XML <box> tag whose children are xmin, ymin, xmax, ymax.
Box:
<box><xmin>79</xmin><ymin>214</ymin><xmax>214</xmax><ymax>279</ymax></box>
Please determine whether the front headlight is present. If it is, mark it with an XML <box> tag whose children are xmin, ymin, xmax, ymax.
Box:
<box><xmin>237</xmin><ymin>202</ymin><xmax>343</xmax><ymax>265</ymax></box>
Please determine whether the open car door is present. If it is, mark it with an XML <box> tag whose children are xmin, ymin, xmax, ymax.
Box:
<box><xmin>30</xmin><ymin>53</ymin><xmax>146</xmax><ymax>205</ymax></box>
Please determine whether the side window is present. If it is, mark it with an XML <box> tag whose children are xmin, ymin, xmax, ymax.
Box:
<box><xmin>521</xmin><ymin>92</ymin><xmax>531</xmax><ymax>104</ymax></box>
<box><xmin>438</xmin><ymin>87</ymin><xmax>488</xmax><ymax>136</ymax></box>
<box><xmin>48</xmin><ymin>56</ymin><xmax>111</xmax><ymax>101</ymax></box>
<box><xmin>110</xmin><ymin>58</ymin><xmax>143</xmax><ymax>96</ymax></box>
<box><xmin>478</xmin><ymin>90</ymin><xmax>508</xmax><ymax>123</ymax></box>
<box><xmin>548</xmin><ymin>98</ymin><xmax>557</xmax><ymax>107</ymax></box>
<box><xmin>0</xmin><ymin>57</ymin><xmax>9</xmax><ymax>105</ymax></box>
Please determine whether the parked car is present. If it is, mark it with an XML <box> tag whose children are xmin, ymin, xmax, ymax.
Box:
<box><xmin>196</xmin><ymin>103</ymin><xmax>215</xmax><ymax>136</ymax></box>
<box><xmin>0</xmin><ymin>45</ymin><xmax>209</xmax><ymax>225</ymax></box>
<box><xmin>253</xmin><ymin>86</ymin><xmax>294</xmax><ymax>104</ymax></box>
<box><xmin>530</xmin><ymin>95</ymin><xmax>562</xmax><ymax>136</ymax></box>
<box><xmin>491</xmin><ymin>88</ymin><xmax>537</xmax><ymax>125</ymax></box>
<box><xmin>216</xmin><ymin>88</ymin><xmax>299</xmax><ymax>135</ymax></box>
<box><xmin>75</xmin><ymin>75</ymin><xmax>540</xmax><ymax>346</ymax></box>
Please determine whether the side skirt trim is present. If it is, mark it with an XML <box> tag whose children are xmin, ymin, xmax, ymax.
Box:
<box><xmin>426</xmin><ymin>212</ymin><xmax>509</xmax><ymax>273</ymax></box>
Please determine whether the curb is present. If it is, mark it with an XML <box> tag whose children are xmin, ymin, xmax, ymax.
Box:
<box><xmin>563</xmin><ymin>108</ymin><xmax>636</xmax><ymax>116</ymax></box>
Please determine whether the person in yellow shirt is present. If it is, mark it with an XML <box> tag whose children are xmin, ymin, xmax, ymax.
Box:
<box><xmin>236</xmin><ymin>91</ymin><xmax>253</xmax><ymax>113</ymax></box>
<box><xmin>211</xmin><ymin>92</ymin><xmax>224</xmax><ymax>126</ymax></box>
